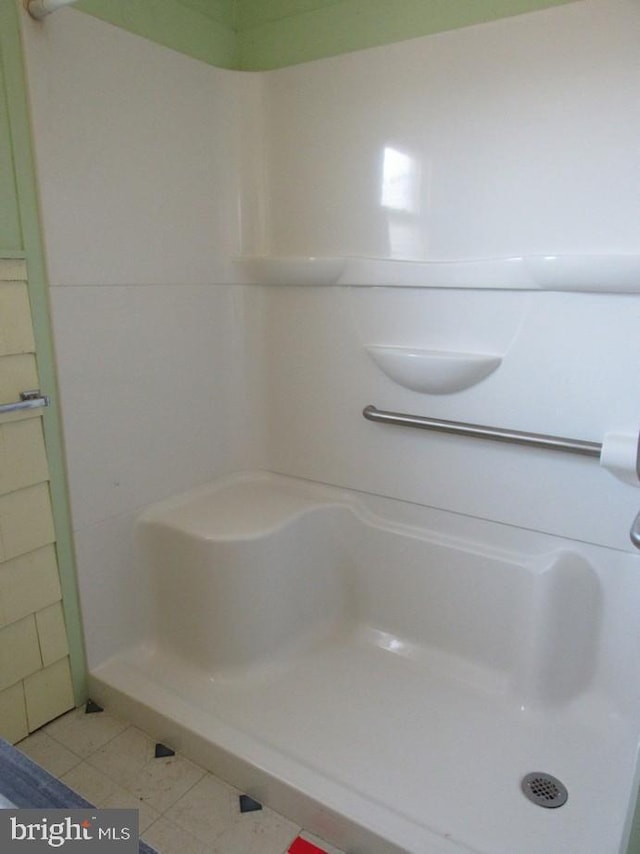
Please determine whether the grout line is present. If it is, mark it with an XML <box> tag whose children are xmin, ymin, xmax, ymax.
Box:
<box><xmin>84</xmin><ymin>726</ymin><xmax>135</xmax><ymax>764</ymax></box>
<box><xmin>45</xmin><ymin>715</ymin><xmax>132</xmax><ymax>760</ymax></box>
<box><xmin>41</xmin><ymin>730</ymin><xmax>86</xmax><ymax>762</ymax></box>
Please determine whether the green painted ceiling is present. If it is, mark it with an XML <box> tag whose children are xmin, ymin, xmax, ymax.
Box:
<box><xmin>73</xmin><ymin>0</ymin><xmax>579</xmax><ymax>70</ymax></box>
<box><xmin>176</xmin><ymin>0</ymin><xmax>235</xmax><ymax>28</ymax></box>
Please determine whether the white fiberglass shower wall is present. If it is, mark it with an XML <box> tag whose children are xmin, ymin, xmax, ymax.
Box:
<box><xmin>20</xmin><ymin>2</ymin><xmax>640</xmax><ymax>853</ymax></box>
<box><xmin>20</xmin><ymin>7</ymin><xmax>268</xmax><ymax>664</ymax></box>
<box><xmin>255</xmin><ymin>0</ymin><xmax>640</xmax><ymax>549</ymax></box>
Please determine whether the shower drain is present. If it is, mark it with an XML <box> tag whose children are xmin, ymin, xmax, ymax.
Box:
<box><xmin>521</xmin><ymin>772</ymin><xmax>568</xmax><ymax>808</ymax></box>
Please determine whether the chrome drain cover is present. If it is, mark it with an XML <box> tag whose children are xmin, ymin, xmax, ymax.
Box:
<box><xmin>521</xmin><ymin>772</ymin><xmax>568</xmax><ymax>808</ymax></box>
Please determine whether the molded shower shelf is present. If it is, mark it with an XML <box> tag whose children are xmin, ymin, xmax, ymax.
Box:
<box><xmin>238</xmin><ymin>254</ymin><xmax>640</xmax><ymax>292</ymax></box>
<box><xmin>343</xmin><ymin>256</ymin><xmax>533</xmax><ymax>289</ymax></box>
<box><xmin>524</xmin><ymin>255</ymin><xmax>640</xmax><ymax>292</ymax></box>
<box><xmin>238</xmin><ymin>256</ymin><xmax>346</xmax><ymax>285</ymax></box>
<box><xmin>366</xmin><ymin>346</ymin><xmax>502</xmax><ymax>394</ymax></box>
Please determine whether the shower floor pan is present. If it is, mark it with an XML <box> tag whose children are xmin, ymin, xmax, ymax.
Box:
<box><xmin>91</xmin><ymin>472</ymin><xmax>640</xmax><ymax>854</ymax></box>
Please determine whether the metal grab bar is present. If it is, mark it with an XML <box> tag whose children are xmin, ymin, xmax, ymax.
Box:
<box><xmin>362</xmin><ymin>405</ymin><xmax>602</xmax><ymax>458</ymax></box>
<box><xmin>631</xmin><ymin>511</ymin><xmax>640</xmax><ymax>550</ymax></box>
<box><xmin>0</xmin><ymin>390</ymin><xmax>50</xmax><ymax>416</ymax></box>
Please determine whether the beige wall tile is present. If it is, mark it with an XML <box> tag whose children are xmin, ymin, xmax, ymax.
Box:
<box><xmin>0</xmin><ymin>545</ymin><xmax>61</xmax><ymax>627</ymax></box>
<box><xmin>36</xmin><ymin>601</ymin><xmax>69</xmax><ymax>667</ymax></box>
<box><xmin>24</xmin><ymin>657</ymin><xmax>74</xmax><ymax>731</ymax></box>
<box><xmin>0</xmin><ymin>282</ymin><xmax>36</xmax><ymax>356</ymax></box>
<box><xmin>0</xmin><ymin>417</ymin><xmax>49</xmax><ymax>495</ymax></box>
<box><xmin>0</xmin><ymin>682</ymin><xmax>28</xmax><ymax>743</ymax></box>
<box><xmin>0</xmin><ymin>354</ymin><xmax>39</xmax><ymax>408</ymax></box>
<box><xmin>0</xmin><ymin>260</ymin><xmax>27</xmax><ymax>282</ymax></box>
<box><xmin>0</xmin><ymin>483</ymin><xmax>55</xmax><ymax>561</ymax></box>
<box><xmin>0</xmin><ymin>260</ymin><xmax>71</xmax><ymax>736</ymax></box>
<box><xmin>0</xmin><ymin>615</ymin><xmax>41</xmax><ymax>691</ymax></box>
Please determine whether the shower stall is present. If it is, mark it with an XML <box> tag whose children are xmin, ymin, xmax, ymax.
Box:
<box><xmin>20</xmin><ymin>1</ymin><xmax>640</xmax><ymax>852</ymax></box>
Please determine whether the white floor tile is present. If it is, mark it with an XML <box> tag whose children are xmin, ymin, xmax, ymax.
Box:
<box><xmin>142</xmin><ymin>817</ymin><xmax>210</xmax><ymax>854</ymax></box>
<box><xmin>61</xmin><ymin>762</ymin><xmax>122</xmax><ymax>806</ymax></box>
<box><xmin>44</xmin><ymin>705</ymin><xmax>128</xmax><ymax>757</ymax></box>
<box><xmin>210</xmin><ymin>807</ymin><xmax>300</xmax><ymax>854</ymax></box>
<box><xmin>87</xmin><ymin>725</ymin><xmax>205</xmax><ymax>813</ymax></box>
<box><xmin>86</xmin><ymin>726</ymin><xmax>155</xmax><ymax>783</ymax></box>
<box><xmin>58</xmin><ymin>756</ymin><xmax>160</xmax><ymax>833</ymax></box>
<box><xmin>164</xmin><ymin>773</ymin><xmax>239</xmax><ymax>843</ymax></box>
<box><xmin>127</xmin><ymin>753</ymin><xmax>206</xmax><ymax>814</ymax></box>
<box><xmin>101</xmin><ymin>785</ymin><xmax>160</xmax><ymax>833</ymax></box>
<box><xmin>16</xmin><ymin>731</ymin><xmax>82</xmax><ymax>777</ymax></box>
<box><xmin>166</xmin><ymin>773</ymin><xmax>300</xmax><ymax>853</ymax></box>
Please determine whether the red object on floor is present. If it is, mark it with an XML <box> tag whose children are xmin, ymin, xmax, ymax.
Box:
<box><xmin>288</xmin><ymin>837</ymin><xmax>328</xmax><ymax>854</ymax></box>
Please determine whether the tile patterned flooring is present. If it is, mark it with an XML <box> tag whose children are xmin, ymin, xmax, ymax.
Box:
<box><xmin>16</xmin><ymin>706</ymin><xmax>344</xmax><ymax>854</ymax></box>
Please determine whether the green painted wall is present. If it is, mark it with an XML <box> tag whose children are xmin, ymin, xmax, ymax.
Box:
<box><xmin>629</xmin><ymin>800</ymin><xmax>640</xmax><ymax>854</ymax></box>
<box><xmin>0</xmin><ymin>0</ymin><xmax>86</xmax><ymax>704</ymax></box>
<box><xmin>0</xmin><ymin>51</ymin><xmax>21</xmax><ymax>254</ymax></box>
<box><xmin>72</xmin><ymin>0</ymin><xmax>578</xmax><ymax>70</ymax></box>
<box><xmin>235</xmin><ymin>0</ymin><xmax>579</xmax><ymax>70</ymax></box>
